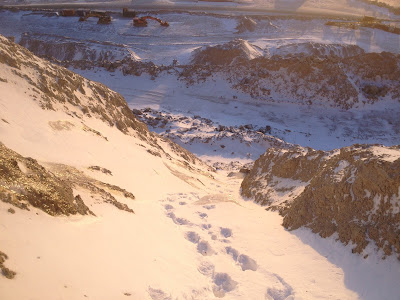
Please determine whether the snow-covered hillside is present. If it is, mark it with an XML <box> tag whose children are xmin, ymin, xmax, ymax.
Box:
<box><xmin>2</xmin><ymin>33</ymin><xmax>400</xmax><ymax>300</ymax></box>
<box><xmin>1</xmin><ymin>2</ymin><xmax>400</xmax><ymax>298</ymax></box>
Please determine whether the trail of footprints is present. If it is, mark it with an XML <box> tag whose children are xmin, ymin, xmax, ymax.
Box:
<box><xmin>159</xmin><ymin>192</ymin><xmax>294</xmax><ymax>299</ymax></box>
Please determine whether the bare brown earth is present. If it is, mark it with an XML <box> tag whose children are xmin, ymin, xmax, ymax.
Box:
<box><xmin>241</xmin><ymin>144</ymin><xmax>400</xmax><ymax>259</ymax></box>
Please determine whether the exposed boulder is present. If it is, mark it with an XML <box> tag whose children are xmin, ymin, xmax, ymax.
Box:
<box><xmin>242</xmin><ymin>144</ymin><xmax>400</xmax><ymax>258</ymax></box>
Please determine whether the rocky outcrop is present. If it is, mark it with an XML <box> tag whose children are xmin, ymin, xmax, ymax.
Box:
<box><xmin>271</xmin><ymin>42</ymin><xmax>365</xmax><ymax>59</ymax></box>
<box><xmin>1</xmin><ymin>34</ymin><xmax>203</xmax><ymax>167</ymax></box>
<box><xmin>0</xmin><ymin>251</ymin><xmax>16</xmax><ymax>279</ymax></box>
<box><xmin>241</xmin><ymin>144</ymin><xmax>400</xmax><ymax>259</ymax></box>
<box><xmin>0</xmin><ymin>141</ymin><xmax>138</xmax><ymax>215</ymax></box>
<box><xmin>133</xmin><ymin>107</ymin><xmax>288</xmax><ymax>161</ymax></box>
<box><xmin>19</xmin><ymin>33</ymin><xmax>140</xmax><ymax>66</ymax></box>
<box><xmin>241</xmin><ymin>146</ymin><xmax>324</xmax><ymax>209</ymax></box>
<box><xmin>18</xmin><ymin>32</ymin><xmax>400</xmax><ymax>110</ymax></box>
<box><xmin>19</xmin><ymin>33</ymin><xmax>166</xmax><ymax>77</ymax></box>
<box><xmin>183</xmin><ymin>46</ymin><xmax>400</xmax><ymax>109</ymax></box>
<box><xmin>0</xmin><ymin>142</ymin><xmax>93</xmax><ymax>216</ymax></box>
<box><xmin>0</xmin><ymin>34</ymin><xmax>148</xmax><ymax>137</ymax></box>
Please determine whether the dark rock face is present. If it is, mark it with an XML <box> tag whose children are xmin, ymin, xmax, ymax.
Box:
<box><xmin>182</xmin><ymin>42</ymin><xmax>400</xmax><ymax>110</ymax></box>
<box><xmin>0</xmin><ymin>142</ymin><xmax>93</xmax><ymax>216</ymax></box>
<box><xmin>0</xmin><ymin>251</ymin><xmax>16</xmax><ymax>279</ymax></box>
<box><xmin>0</xmin><ymin>141</ymin><xmax>138</xmax><ymax>216</ymax></box>
<box><xmin>242</xmin><ymin>144</ymin><xmax>400</xmax><ymax>259</ymax></box>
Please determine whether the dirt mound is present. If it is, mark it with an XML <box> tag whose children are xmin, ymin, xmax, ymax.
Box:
<box><xmin>242</xmin><ymin>144</ymin><xmax>400</xmax><ymax>259</ymax></box>
<box><xmin>191</xmin><ymin>39</ymin><xmax>263</xmax><ymax>65</ymax></box>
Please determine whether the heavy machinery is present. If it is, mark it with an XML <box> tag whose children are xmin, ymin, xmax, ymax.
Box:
<box><xmin>133</xmin><ymin>16</ymin><xmax>169</xmax><ymax>27</ymax></box>
<box><xmin>122</xmin><ymin>8</ymin><xmax>136</xmax><ymax>18</ymax></box>
<box><xmin>59</xmin><ymin>9</ymin><xmax>75</xmax><ymax>17</ymax></box>
<box><xmin>79</xmin><ymin>11</ymin><xmax>112</xmax><ymax>24</ymax></box>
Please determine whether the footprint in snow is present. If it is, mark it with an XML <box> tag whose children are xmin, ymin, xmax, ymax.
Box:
<box><xmin>212</xmin><ymin>273</ymin><xmax>238</xmax><ymax>298</ymax></box>
<box><xmin>220</xmin><ymin>227</ymin><xmax>232</xmax><ymax>238</ymax></box>
<box><xmin>197</xmin><ymin>240</ymin><xmax>215</xmax><ymax>256</ymax></box>
<box><xmin>148</xmin><ymin>287</ymin><xmax>172</xmax><ymax>300</ymax></box>
<box><xmin>164</xmin><ymin>204</ymin><xmax>174</xmax><ymax>211</ymax></box>
<box><xmin>184</xmin><ymin>231</ymin><xmax>200</xmax><ymax>244</ymax></box>
<box><xmin>184</xmin><ymin>231</ymin><xmax>214</xmax><ymax>255</ymax></box>
<box><xmin>197</xmin><ymin>260</ymin><xmax>215</xmax><ymax>277</ymax></box>
<box><xmin>197</xmin><ymin>212</ymin><xmax>208</xmax><ymax>219</ymax></box>
<box><xmin>225</xmin><ymin>246</ymin><xmax>258</xmax><ymax>271</ymax></box>
<box><xmin>265</xmin><ymin>274</ymin><xmax>294</xmax><ymax>300</ymax></box>
<box><xmin>166</xmin><ymin>212</ymin><xmax>191</xmax><ymax>226</ymax></box>
<box><xmin>203</xmin><ymin>205</ymin><xmax>215</xmax><ymax>210</ymax></box>
<box><xmin>201</xmin><ymin>224</ymin><xmax>212</xmax><ymax>230</ymax></box>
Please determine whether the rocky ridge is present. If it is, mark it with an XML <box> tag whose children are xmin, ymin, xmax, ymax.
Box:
<box><xmin>18</xmin><ymin>34</ymin><xmax>400</xmax><ymax>110</ymax></box>
<box><xmin>241</xmin><ymin>144</ymin><xmax>400</xmax><ymax>258</ymax></box>
<box><xmin>1</xmin><ymin>34</ymin><xmax>207</xmax><ymax>171</ymax></box>
<box><xmin>0</xmin><ymin>141</ymin><xmax>93</xmax><ymax>216</ymax></box>
<box><xmin>133</xmin><ymin>107</ymin><xmax>289</xmax><ymax>161</ymax></box>
<box><xmin>0</xmin><ymin>251</ymin><xmax>16</xmax><ymax>279</ymax></box>
<box><xmin>1</xmin><ymin>34</ymin><xmax>147</xmax><ymax>137</ymax></box>
<box><xmin>270</xmin><ymin>42</ymin><xmax>366</xmax><ymax>58</ymax></box>
<box><xmin>19</xmin><ymin>33</ymin><xmax>164</xmax><ymax>77</ymax></box>
<box><xmin>0</xmin><ymin>141</ymin><xmax>138</xmax><ymax>216</ymax></box>
<box><xmin>184</xmin><ymin>42</ymin><xmax>400</xmax><ymax>109</ymax></box>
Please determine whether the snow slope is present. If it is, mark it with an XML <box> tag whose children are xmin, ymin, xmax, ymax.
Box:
<box><xmin>1</xmin><ymin>34</ymin><xmax>400</xmax><ymax>300</ymax></box>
